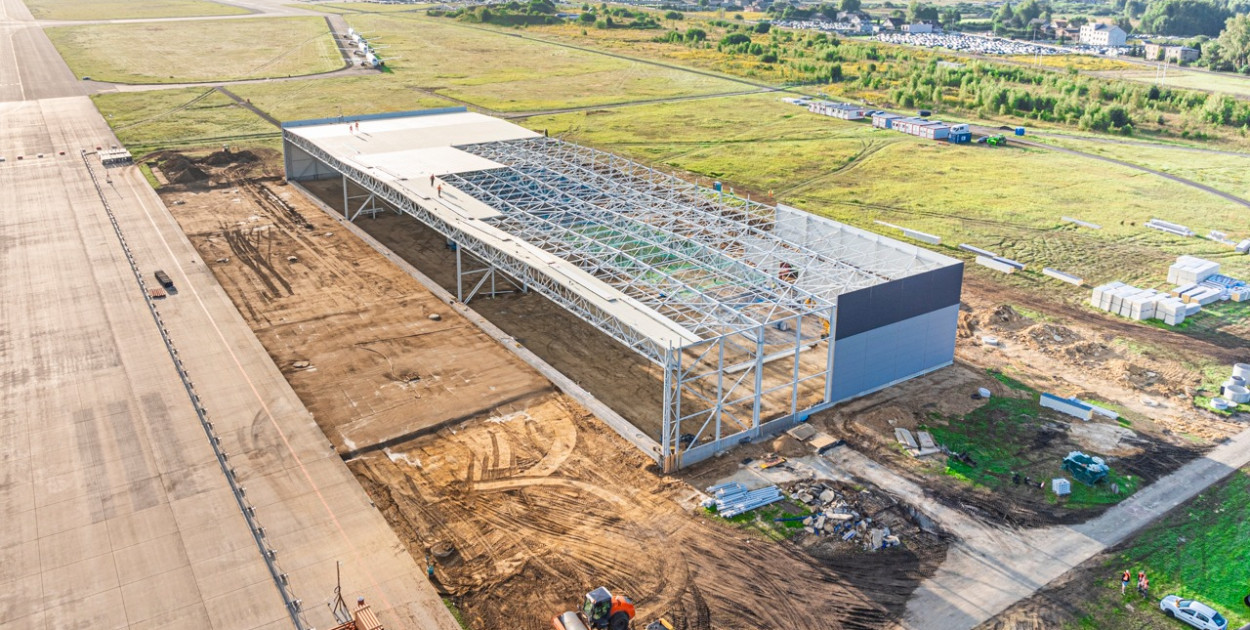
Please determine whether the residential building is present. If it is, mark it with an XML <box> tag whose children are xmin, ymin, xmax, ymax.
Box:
<box><xmin>832</xmin><ymin>11</ymin><xmax>872</xmax><ymax>34</ymax></box>
<box><xmin>1079</xmin><ymin>22</ymin><xmax>1127</xmax><ymax>47</ymax></box>
<box><xmin>879</xmin><ymin>17</ymin><xmax>904</xmax><ymax>31</ymax></box>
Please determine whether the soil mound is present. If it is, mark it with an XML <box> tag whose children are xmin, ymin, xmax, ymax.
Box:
<box><xmin>161</xmin><ymin>154</ymin><xmax>208</xmax><ymax>183</ymax></box>
<box><xmin>980</xmin><ymin>304</ymin><xmax>1029</xmax><ymax>331</ymax></box>
<box><xmin>200</xmin><ymin>149</ymin><xmax>259</xmax><ymax>166</ymax></box>
<box><xmin>771</xmin><ymin>434</ymin><xmax>807</xmax><ymax>458</ymax></box>
<box><xmin>1020</xmin><ymin>323</ymin><xmax>1080</xmax><ymax>352</ymax></box>
<box><xmin>957</xmin><ymin>310</ymin><xmax>977</xmax><ymax>338</ymax></box>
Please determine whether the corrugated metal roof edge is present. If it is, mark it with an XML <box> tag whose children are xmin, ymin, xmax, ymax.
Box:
<box><xmin>281</xmin><ymin>106</ymin><xmax>469</xmax><ymax>129</ymax></box>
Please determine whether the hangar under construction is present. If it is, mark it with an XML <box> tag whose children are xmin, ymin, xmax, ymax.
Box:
<box><xmin>282</xmin><ymin>107</ymin><xmax>963</xmax><ymax>470</ymax></box>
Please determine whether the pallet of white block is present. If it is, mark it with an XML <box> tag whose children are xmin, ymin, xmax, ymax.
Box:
<box><xmin>1090</xmin><ymin>281</ymin><xmax>1188</xmax><ymax>325</ymax></box>
<box><xmin>1042</xmin><ymin>268</ymin><xmax>1083</xmax><ymax>285</ymax></box>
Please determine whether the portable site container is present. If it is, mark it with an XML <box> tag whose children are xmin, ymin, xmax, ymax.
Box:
<box><xmin>871</xmin><ymin>112</ymin><xmax>903</xmax><ymax>129</ymax></box>
<box><xmin>947</xmin><ymin>123</ymin><xmax>971</xmax><ymax>143</ymax></box>
<box><xmin>918</xmin><ymin>123</ymin><xmax>950</xmax><ymax>140</ymax></box>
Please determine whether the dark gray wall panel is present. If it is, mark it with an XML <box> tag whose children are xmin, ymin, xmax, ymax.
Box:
<box><xmin>834</xmin><ymin>263</ymin><xmax>963</xmax><ymax>340</ymax></box>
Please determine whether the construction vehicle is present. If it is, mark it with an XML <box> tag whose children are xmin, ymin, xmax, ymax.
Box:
<box><xmin>977</xmin><ymin>134</ymin><xmax>1008</xmax><ymax>146</ymax></box>
<box><xmin>759</xmin><ymin>454</ymin><xmax>787</xmax><ymax>469</ymax></box>
<box><xmin>154</xmin><ymin>269</ymin><xmax>175</xmax><ymax>290</ymax></box>
<box><xmin>1062</xmin><ymin>451</ymin><xmax>1109</xmax><ymax>486</ymax></box>
<box><xmin>552</xmin><ymin>587</ymin><xmax>636</xmax><ymax>630</ymax></box>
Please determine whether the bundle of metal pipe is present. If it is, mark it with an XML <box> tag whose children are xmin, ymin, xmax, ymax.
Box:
<box><xmin>706</xmin><ymin>482</ymin><xmax>784</xmax><ymax>518</ymax></box>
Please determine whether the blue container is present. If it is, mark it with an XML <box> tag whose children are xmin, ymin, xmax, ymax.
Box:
<box><xmin>1014</xmin><ymin>127</ymin><xmax>1026</xmax><ymax>136</ymax></box>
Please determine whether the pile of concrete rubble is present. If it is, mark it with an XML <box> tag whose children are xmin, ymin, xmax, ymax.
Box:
<box><xmin>785</xmin><ymin>481</ymin><xmax>903</xmax><ymax>551</ymax></box>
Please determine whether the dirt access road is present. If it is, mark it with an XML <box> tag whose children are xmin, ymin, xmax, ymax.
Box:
<box><xmin>155</xmin><ymin>152</ymin><xmax>940</xmax><ymax>630</ymax></box>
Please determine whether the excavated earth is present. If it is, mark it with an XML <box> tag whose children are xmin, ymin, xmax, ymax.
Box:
<box><xmin>157</xmin><ymin>152</ymin><xmax>944</xmax><ymax>630</ymax></box>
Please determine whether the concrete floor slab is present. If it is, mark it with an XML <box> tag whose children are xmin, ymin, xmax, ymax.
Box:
<box><xmin>127</xmin><ymin>603</ymin><xmax>213</xmax><ymax>630</ymax></box>
<box><xmin>37</xmin><ymin>520</ymin><xmax>113</xmax><ymax>570</ymax></box>
<box><xmin>104</xmin><ymin>502</ymin><xmax>181</xmax><ymax>550</ymax></box>
<box><xmin>0</xmin><ymin>0</ymin><xmax>474</xmax><ymax>626</ymax></box>
<box><xmin>42</xmin><ymin>588</ymin><xmax>130</xmax><ymax>630</ymax></box>
<box><xmin>39</xmin><ymin>552</ymin><xmax>120</xmax><ymax>608</ymax></box>
<box><xmin>0</xmin><ymin>540</ymin><xmax>42</xmax><ymax>584</ymax></box>
<box><xmin>113</xmin><ymin>531</ymin><xmax>194</xmax><ymax>586</ymax></box>
<box><xmin>203</xmin><ymin>583</ymin><xmax>291</xmax><ymax>630</ymax></box>
<box><xmin>120</xmin><ymin>566</ymin><xmax>208</xmax><ymax>624</ymax></box>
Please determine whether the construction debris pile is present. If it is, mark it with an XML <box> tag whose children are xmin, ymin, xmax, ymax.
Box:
<box><xmin>782</xmin><ymin>480</ymin><xmax>934</xmax><ymax>552</ymax></box>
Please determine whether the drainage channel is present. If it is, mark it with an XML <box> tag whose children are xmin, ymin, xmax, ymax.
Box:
<box><xmin>80</xmin><ymin>150</ymin><xmax>310</xmax><ymax>630</ymax></box>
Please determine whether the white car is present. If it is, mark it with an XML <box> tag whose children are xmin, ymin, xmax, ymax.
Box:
<box><xmin>1160</xmin><ymin>596</ymin><xmax>1228</xmax><ymax>630</ymax></box>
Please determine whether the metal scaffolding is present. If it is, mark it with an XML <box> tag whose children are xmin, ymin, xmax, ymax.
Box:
<box><xmin>284</xmin><ymin>123</ymin><xmax>953</xmax><ymax>470</ymax></box>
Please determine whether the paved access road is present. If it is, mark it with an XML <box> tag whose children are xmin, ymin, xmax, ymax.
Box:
<box><xmin>0</xmin><ymin>0</ymin><xmax>461</xmax><ymax>627</ymax></box>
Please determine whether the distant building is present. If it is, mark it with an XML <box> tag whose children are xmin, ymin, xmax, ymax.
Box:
<box><xmin>871</xmin><ymin>112</ymin><xmax>903</xmax><ymax>129</ymax></box>
<box><xmin>1143</xmin><ymin>42</ymin><xmax>1200</xmax><ymax>62</ymax></box>
<box><xmin>1026</xmin><ymin>17</ymin><xmax>1053</xmax><ymax>37</ymax></box>
<box><xmin>1079</xmin><ymin>23</ymin><xmax>1127</xmax><ymax>47</ymax></box>
<box><xmin>831</xmin><ymin>11</ymin><xmax>872</xmax><ymax>34</ymax></box>
<box><xmin>879</xmin><ymin>17</ymin><xmax>905</xmax><ymax>31</ymax></box>
<box><xmin>808</xmin><ymin>101</ymin><xmax>866</xmax><ymax>120</ymax></box>
<box><xmin>891</xmin><ymin>117</ymin><xmax>951</xmax><ymax>140</ymax></box>
<box><xmin>902</xmin><ymin>21</ymin><xmax>938</xmax><ymax>34</ymax></box>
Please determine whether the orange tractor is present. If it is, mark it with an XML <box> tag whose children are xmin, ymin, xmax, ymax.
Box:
<box><xmin>552</xmin><ymin>587</ymin><xmax>636</xmax><ymax>630</ymax></box>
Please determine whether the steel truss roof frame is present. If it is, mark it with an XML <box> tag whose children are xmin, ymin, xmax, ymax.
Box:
<box><xmin>448</xmin><ymin>138</ymin><xmax>920</xmax><ymax>338</ymax></box>
<box><xmin>284</xmin><ymin>131</ymin><xmax>679</xmax><ymax>362</ymax></box>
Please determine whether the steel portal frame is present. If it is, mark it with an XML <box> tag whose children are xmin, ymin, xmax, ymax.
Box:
<box><xmin>284</xmin><ymin>129</ymin><xmax>932</xmax><ymax>469</ymax></box>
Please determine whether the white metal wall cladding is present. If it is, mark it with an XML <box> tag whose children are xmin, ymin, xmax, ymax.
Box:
<box><xmin>830</xmin><ymin>303</ymin><xmax>959</xmax><ymax>403</ymax></box>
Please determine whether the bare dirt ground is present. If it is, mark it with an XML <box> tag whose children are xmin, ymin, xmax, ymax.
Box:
<box><xmin>152</xmin><ymin>149</ymin><xmax>551</xmax><ymax>454</ymax></box>
<box><xmin>301</xmin><ymin>179</ymin><xmax>826</xmax><ymax>445</ymax></box>
<box><xmin>155</xmin><ymin>151</ymin><xmax>945</xmax><ymax>630</ymax></box>
<box><xmin>808</xmin><ymin>273</ymin><xmax>1245</xmax><ymax>529</ymax></box>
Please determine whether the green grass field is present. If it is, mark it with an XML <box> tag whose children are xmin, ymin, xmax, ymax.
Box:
<box><xmin>228</xmin><ymin>75</ymin><xmax>456</xmax><ymax>122</ymax></box>
<box><xmin>25</xmin><ymin>0</ymin><xmax>250</xmax><ymax>20</ymax></box>
<box><xmin>920</xmin><ymin>370</ymin><xmax>1138</xmax><ymax>509</ymax></box>
<box><xmin>292</xmin><ymin>1</ymin><xmax>430</xmax><ymax>13</ymax></box>
<box><xmin>338</xmin><ymin>14</ymin><xmax>744</xmax><ymax>111</ymax></box>
<box><xmin>47</xmin><ymin>17</ymin><xmax>342</xmax><ymax>84</ymax></box>
<box><xmin>1072</xmin><ymin>469</ymin><xmax>1250</xmax><ymax>630</ymax></box>
<box><xmin>92</xmin><ymin>88</ymin><xmax>278</xmax><ymax>155</ymax></box>
<box><xmin>1030</xmin><ymin>135</ymin><xmax>1250</xmax><ymax>202</ymax></box>
<box><xmin>1093</xmin><ymin>68</ymin><xmax>1250</xmax><ymax>100</ymax></box>
<box><xmin>522</xmin><ymin>94</ymin><xmax>1250</xmax><ymax>288</ymax></box>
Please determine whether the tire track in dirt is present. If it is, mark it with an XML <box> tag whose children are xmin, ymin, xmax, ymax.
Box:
<box><xmin>348</xmin><ymin>398</ymin><xmax>917</xmax><ymax>630</ymax></box>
